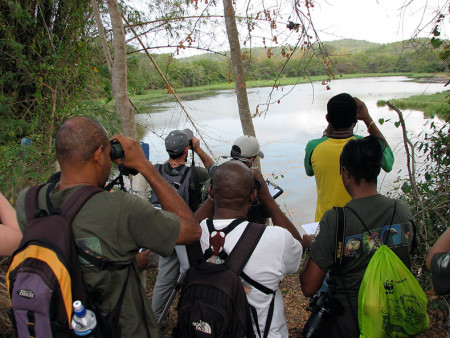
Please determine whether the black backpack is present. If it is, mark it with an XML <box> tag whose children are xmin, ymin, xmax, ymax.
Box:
<box><xmin>174</xmin><ymin>219</ymin><xmax>275</xmax><ymax>338</ymax></box>
<box><xmin>7</xmin><ymin>184</ymin><xmax>129</xmax><ymax>338</ymax></box>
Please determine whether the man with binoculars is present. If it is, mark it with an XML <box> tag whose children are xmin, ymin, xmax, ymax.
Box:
<box><xmin>14</xmin><ymin>116</ymin><xmax>201</xmax><ymax>337</ymax></box>
<box><xmin>151</xmin><ymin>128</ymin><xmax>214</xmax><ymax>326</ymax></box>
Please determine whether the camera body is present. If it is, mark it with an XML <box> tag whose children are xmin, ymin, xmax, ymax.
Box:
<box><xmin>303</xmin><ymin>292</ymin><xmax>341</xmax><ymax>338</ymax></box>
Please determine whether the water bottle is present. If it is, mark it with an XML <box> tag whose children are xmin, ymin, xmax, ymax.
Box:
<box><xmin>71</xmin><ymin>300</ymin><xmax>97</xmax><ymax>337</ymax></box>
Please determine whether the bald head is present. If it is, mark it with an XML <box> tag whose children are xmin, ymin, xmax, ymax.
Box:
<box><xmin>212</xmin><ymin>161</ymin><xmax>254</xmax><ymax>208</ymax></box>
<box><xmin>55</xmin><ymin>116</ymin><xmax>109</xmax><ymax>166</ymax></box>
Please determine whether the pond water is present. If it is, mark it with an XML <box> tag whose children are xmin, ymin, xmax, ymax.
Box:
<box><xmin>136</xmin><ymin>76</ymin><xmax>446</xmax><ymax>225</ymax></box>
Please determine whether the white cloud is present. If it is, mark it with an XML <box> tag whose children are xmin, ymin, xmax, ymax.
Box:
<box><xmin>308</xmin><ymin>0</ymin><xmax>449</xmax><ymax>43</ymax></box>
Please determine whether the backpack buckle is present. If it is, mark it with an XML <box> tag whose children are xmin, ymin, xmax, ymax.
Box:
<box><xmin>50</xmin><ymin>208</ymin><xmax>62</xmax><ymax>215</ymax></box>
<box><xmin>34</xmin><ymin>209</ymin><xmax>49</xmax><ymax>218</ymax></box>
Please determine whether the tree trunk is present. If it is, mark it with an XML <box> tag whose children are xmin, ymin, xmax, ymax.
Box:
<box><xmin>106</xmin><ymin>0</ymin><xmax>136</xmax><ymax>139</ymax></box>
<box><xmin>92</xmin><ymin>0</ymin><xmax>113</xmax><ymax>74</ymax></box>
<box><xmin>222</xmin><ymin>0</ymin><xmax>260</xmax><ymax>168</ymax></box>
<box><xmin>104</xmin><ymin>0</ymin><xmax>148</xmax><ymax>286</ymax></box>
<box><xmin>222</xmin><ymin>0</ymin><xmax>255</xmax><ymax>138</ymax></box>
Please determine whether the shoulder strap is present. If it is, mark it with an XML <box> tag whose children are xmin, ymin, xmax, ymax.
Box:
<box><xmin>331</xmin><ymin>207</ymin><xmax>346</xmax><ymax>276</ymax></box>
<box><xmin>25</xmin><ymin>184</ymin><xmax>46</xmax><ymax>223</ymax></box>
<box><xmin>226</xmin><ymin>222</ymin><xmax>265</xmax><ymax>275</ymax></box>
<box><xmin>206</xmin><ymin>217</ymin><xmax>246</xmax><ymax>236</ymax></box>
<box><xmin>44</xmin><ymin>185</ymin><xmax>127</xmax><ymax>271</ymax></box>
<box><xmin>157</xmin><ymin>164</ymin><xmax>163</xmax><ymax>176</ymax></box>
<box><xmin>229</xmin><ymin>223</ymin><xmax>272</xmax><ymax>338</ymax></box>
<box><xmin>345</xmin><ymin>206</ymin><xmax>376</xmax><ymax>244</ymax></box>
<box><xmin>60</xmin><ymin>186</ymin><xmax>104</xmax><ymax>223</ymax></box>
<box><xmin>346</xmin><ymin>200</ymin><xmax>397</xmax><ymax>250</ymax></box>
<box><xmin>190</xmin><ymin>164</ymin><xmax>201</xmax><ymax>198</ymax></box>
<box><xmin>178</xmin><ymin>166</ymin><xmax>191</xmax><ymax>186</ymax></box>
<box><xmin>249</xmin><ymin>296</ymin><xmax>275</xmax><ymax>338</ymax></box>
<box><xmin>381</xmin><ymin>200</ymin><xmax>397</xmax><ymax>244</ymax></box>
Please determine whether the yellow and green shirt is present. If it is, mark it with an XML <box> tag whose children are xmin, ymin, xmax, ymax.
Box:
<box><xmin>304</xmin><ymin>135</ymin><xmax>394</xmax><ymax>221</ymax></box>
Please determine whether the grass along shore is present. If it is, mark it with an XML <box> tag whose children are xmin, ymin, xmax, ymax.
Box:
<box><xmin>378</xmin><ymin>91</ymin><xmax>450</xmax><ymax>122</ymax></box>
<box><xmin>129</xmin><ymin>72</ymin><xmax>445</xmax><ymax>105</ymax></box>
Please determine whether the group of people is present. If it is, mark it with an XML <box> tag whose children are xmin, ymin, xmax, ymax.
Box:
<box><xmin>0</xmin><ymin>93</ymin><xmax>448</xmax><ymax>337</ymax></box>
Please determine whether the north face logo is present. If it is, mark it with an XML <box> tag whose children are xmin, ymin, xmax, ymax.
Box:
<box><xmin>17</xmin><ymin>289</ymin><xmax>35</xmax><ymax>299</ymax></box>
<box><xmin>192</xmin><ymin>320</ymin><xmax>212</xmax><ymax>334</ymax></box>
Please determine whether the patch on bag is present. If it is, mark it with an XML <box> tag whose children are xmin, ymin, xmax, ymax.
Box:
<box><xmin>17</xmin><ymin>289</ymin><xmax>35</xmax><ymax>299</ymax></box>
<box><xmin>192</xmin><ymin>320</ymin><xmax>212</xmax><ymax>334</ymax></box>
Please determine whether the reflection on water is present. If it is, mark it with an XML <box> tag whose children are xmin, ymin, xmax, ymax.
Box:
<box><xmin>136</xmin><ymin>76</ymin><xmax>446</xmax><ymax>224</ymax></box>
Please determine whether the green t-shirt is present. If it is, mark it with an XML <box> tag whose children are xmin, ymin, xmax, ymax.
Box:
<box><xmin>309</xmin><ymin>194</ymin><xmax>415</xmax><ymax>308</ymax></box>
<box><xmin>304</xmin><ymin>135</ymin><xmax>395</xmax><ymax>221</ymax></box>
<box><xmin>16</xmin><ymin>184</ymin><xmax>180</xmax><ymax>338</ymax></box>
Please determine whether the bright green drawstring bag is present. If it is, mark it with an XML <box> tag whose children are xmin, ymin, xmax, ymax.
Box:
<box><xmin>358</xmin><ymin>245</ymin><xmax>429</xmax><ymax>337</ymax></box>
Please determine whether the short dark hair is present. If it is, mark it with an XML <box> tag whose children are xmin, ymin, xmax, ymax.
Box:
<box><xmin>56</xmin><ymin>116</ymin><xmax>109</xmax><ymax>165</ymax></box>
<box><xmin>340</xmin><ymin>135</ymin><xmax>383</xmax><ymax>184</ymax></box>
<box><xmin>169</xmin><ymin>152</ymin><xmax>186</xmax><ymax>160</ymax></box>
<box><xmin>327</xmin><ymin>93</ymin><xmax>357</xmax><ymax>129</ymax></box>
<box><xmin>212</xmin><ymin>161</ymin><xmax>253</xmax><ymax>203</ymax></box>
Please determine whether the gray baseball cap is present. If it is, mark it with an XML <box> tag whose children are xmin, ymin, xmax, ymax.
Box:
<box><xmin>230</xmin><ymin>135</ymin><xmax>264</xmax><ymax>159</ymax></box>
<box><xmin>165</xmin><ymin>129</ymin><xmax>192</xmax><ymax>155</ymax></box>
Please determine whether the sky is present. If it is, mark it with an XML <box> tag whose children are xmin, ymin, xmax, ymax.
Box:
<box><xmin>128</xmin><ymin>0</ymin><xmax>449</xmax><ymax>56</ymax></box>
<box><xmin>307</xmin><ymin>0</ymin><xmax>449</xmax><ymax>44</ymax></box>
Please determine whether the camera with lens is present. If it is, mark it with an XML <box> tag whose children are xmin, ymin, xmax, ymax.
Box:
<box><xmin>302</xmin><ymin>292</ymin><xmax>342</xmax><ymax>338</ymax></box>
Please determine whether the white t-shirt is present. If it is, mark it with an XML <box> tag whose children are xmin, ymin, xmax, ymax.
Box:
<box><xmin>199</xmin><ymin>219</ymin><xmax>302</xmax><ymax>338</ymax></box>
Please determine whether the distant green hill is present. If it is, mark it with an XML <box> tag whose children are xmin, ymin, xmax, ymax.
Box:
<box><xmin>180</xmin><ymin>38</ymin><xmax>434</xmax><ymax>60</ymax></box>
<box><xmin>122</xmin><ymin>38</ymin><xmax>445</xmax><ymax>93</ymax></box>
<box><xmin>321</xmin><ymin>39</ymin><xmax>380</xmax><ymax>54</ymax></box>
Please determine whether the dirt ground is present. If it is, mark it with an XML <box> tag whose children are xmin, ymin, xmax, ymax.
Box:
<box><xmin>0</xmin><ymin>261</ymin><xmax>448</xmax><ymax>337</ymax></box>
<box><xmin>144</xmin><ymin>269</ymin><xmax>449</xmax><ymax>338</ymax></box>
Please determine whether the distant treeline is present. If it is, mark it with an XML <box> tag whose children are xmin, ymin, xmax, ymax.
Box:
<box><xmin>90</xmin><ymin>38</ymin><xmax>446</xmax><ymax>96</ymax></box>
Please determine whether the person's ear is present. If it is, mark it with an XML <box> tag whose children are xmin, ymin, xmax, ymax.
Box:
<box><xmin>247</xmin><ymin>157</ymin><xmax>254</xmax><ymax>168</ymax></box>
<box><xmin>92</xmin><ymin>145</ymin><xmax>104</xmax><ymax>164</ymax></box>
<box><xmin>342</xmin><ymin>166</ymin><xmax>351</xmax><ymax>180</ymax></box>
<box><xmin>325</xmin><ymin>114</ymin><xmax>329</xmax><ymax>123</ymax></box>
<box><xmin>208</xmin><ymin>185</ymin><xmax>214</xmax><ymax>199</ymax></box>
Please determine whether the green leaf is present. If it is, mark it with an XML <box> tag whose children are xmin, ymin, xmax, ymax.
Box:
<box><xmin>431</xmin><ymin>37</ymin><xmax>443</xmax><ymax>49</ymax></box>
<box><xmin>401</xmin><ymin>182</ymin><xmax>411</xmax><ymax>193</ymax></box>
<box><xmin>432</xmin><ymin>26</ymin><xmax>441</xmax><ymax>37</ymax></box>
<box><xmin>394</xmin><ymin>121</ymin><xmax>401</xmax><ymax>128</ymax></box>
<box><xmin>378</xmin><ymin>118</ymin><xmax>385</xmax><ymax>125</ymax></box>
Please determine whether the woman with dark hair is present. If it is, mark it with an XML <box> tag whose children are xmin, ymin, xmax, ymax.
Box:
<box><xmin>299</xmin><ymin>135</ymin><xmax>416</xmax><ymax>337</ymax></box>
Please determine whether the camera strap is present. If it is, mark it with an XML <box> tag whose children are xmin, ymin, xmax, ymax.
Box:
<box><xmin>105</xmin><ymin>173</ymin><xmax>127</xmax><ymax>192</ymax></box>
<box><xmin>331</xmin><ymin>207</ymin><xmax>346</xmax><ymax>277</ymax></box>
<box><xmin>189</xmin><ymin>144</ymin><xmax>201</xmax><ymax>203</ymax></box>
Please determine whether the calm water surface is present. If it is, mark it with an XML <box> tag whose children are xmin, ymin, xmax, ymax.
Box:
<box><xmin>136</xmin><ymin>76</ymin><xmax>446</xmax><ymax>224</ymax></box>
